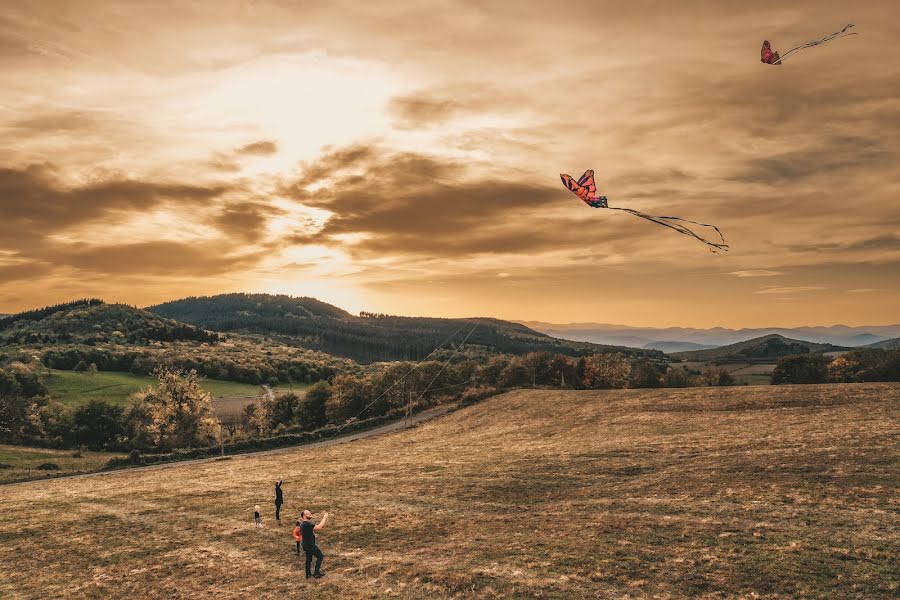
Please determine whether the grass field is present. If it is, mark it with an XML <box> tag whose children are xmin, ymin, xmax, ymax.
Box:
<box><xmin>1</xmin><ymin>383</ymin><xmax>898</xmax><ymax>599</ymax></box>
<box><xmin>0</xmin><ymin>444</ymin><xmax>125</xmax><ymax>485</ymax></box>
<box><xmin>41</xmin><ymin>369</ymin><xmax>306</xmax><ymax>407</ymax></box>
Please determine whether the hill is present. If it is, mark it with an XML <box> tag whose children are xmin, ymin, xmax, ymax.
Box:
<box><xmin>0</xmin><ymin>299</ymin><xmax>218</xmax><ymax>346</ymax></box>
<box><xmin>0</xmin><ymin>300</ymin><xmax>359</xmax><ymax>385</ymax></box>
<box><xmin>149</xmin><ymin>293</ymin><xmax>657</xmax><ymax>363</ymax></box>
<box><xmin>671</xmin><ymin>334</ymin><xmax>848</xmax><ymax>362</ymax></box>
<box><xmin>1</xmin><ymin>383</ymin><xmax>896</xmax><ymax>599</ymax></box>
<box><xmin>866</xmin><ymin>337</ymin><xmax>900</xmax><ymax>350</ymax></box>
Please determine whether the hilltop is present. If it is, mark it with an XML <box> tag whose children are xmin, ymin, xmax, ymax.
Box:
<box><xmin>671</xmin><ymin>333</ymin><xmax>848</xmax><ymax>362</ymax></box>
<box><xmin>0</xmin><ymin>299</ymin><xmax>218</xmax><ymax>345</ymax></box>
<box><xmin>1</xmin><ymin>383</ymin><xmax>896</xmax><ymax>599</ymax></box>
<box><xmin>148</xmin><ymin>293</ymin><xmax>658</xmax><ymax>363</ymax></box>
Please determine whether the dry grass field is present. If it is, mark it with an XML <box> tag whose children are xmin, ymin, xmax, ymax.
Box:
<box><xmin>1</xmin><ymin>383</ymin><xmax>897</xmax><ymax>599</ymax></box>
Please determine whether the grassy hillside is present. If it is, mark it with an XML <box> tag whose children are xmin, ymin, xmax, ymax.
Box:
<box><xmin>41</xmin><ymin>369</ymin><xmax>280</xmax><ymax>407</ymax></box>
<box><xmin>149</xmin><ymin>293</ymin><xmax>657</xmax><ymax>363</ymax></box>
<box><xmin>0</xmin><ymin>444</ymin><xmax>125</xmax><ymax>485</ymax></box>
<box><xmin>1</xmin><ymin>383</ymin><xmax>897</xmax><ymax>599</ymax></box>
<box><xmin>672</xmin><ymin>334</ymin><xmax>847</xmax><ymax>362</ymax></box>
<box><xmin>866</xmin><ymin>337</ymin><xmax>900</xmax><ymax>350</ymax></box>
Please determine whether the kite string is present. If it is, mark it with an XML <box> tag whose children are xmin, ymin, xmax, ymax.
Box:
<box><xmin>403</xmin><ymin>322</ymin><xmax>479</xmax><ymax>419</ymax></box>
<box><xmin>609</xmin><ymin>207</ymin><xmax>729</xmax><ymax>251</ymax></box>
<box><xmin>778</xmin><ymin>23</ymin><xmax>856</xmax><ymax>62</ymax></box>
<box><xmin>350</xmin><ymin>322</ymin><xmax>475</xmax><ymax>421</ymax></box>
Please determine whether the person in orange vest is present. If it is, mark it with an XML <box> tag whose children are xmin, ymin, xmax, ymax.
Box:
<box><xmin>292</xmin><ymin>520</ymin><xmax>303</xmax><ymax>555</ymax></box>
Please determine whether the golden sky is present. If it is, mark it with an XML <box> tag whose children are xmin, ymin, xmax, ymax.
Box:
<box><xmin>1</xmin><ymin>0</ymin><xmax>898</xmax><ymax>327</ymax></box>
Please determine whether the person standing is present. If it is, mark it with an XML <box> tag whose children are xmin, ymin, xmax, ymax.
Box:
<box><xmin>274</xmin><ymin>480</ymin><xmax>284</xmax><ymax>522</ymax></box>
<box><xmin>300</xmin><ymin>509</ymin><xmax>329</xmax><ymax>579</ymax></box>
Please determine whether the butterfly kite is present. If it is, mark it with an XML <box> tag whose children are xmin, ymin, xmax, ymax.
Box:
<box><xmin>761</xmin><ymin>23</ymin><xmax>856</xmax><ymax>65</ymax></box>
<box><xmin>560</xmin><ymin>170</ymin><xmax>729</xmax><ymax>252</ymax></box>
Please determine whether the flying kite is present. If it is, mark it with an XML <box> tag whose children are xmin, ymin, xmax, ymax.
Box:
<box><xmin>761</xmin><ymin>23</ymin><xmax>856</xmax><ymax>65</ymax></box>
<box><xmin>560</xmin><ymin>169</ymin><xmax>729</xmax><ymax>252</ymax></box>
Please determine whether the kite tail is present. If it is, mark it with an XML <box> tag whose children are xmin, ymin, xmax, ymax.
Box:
<box><xmin>609</xmin><ymin>207</ymin><xmax>729</xmax><ymax>252</ymax></box>
<box><xmin>778</xmin><ymin>23</ymin><xmax>856</xmax><ymax>62</ymax></box>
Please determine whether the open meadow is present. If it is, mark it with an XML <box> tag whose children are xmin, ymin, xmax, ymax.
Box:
<box><xmin>1</xmin><ymin>383</ymin><xmax>897</xmax><ymax>599</ymax></box>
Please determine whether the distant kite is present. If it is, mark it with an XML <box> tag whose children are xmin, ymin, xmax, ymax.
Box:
<box><xmin>761</xmin><ymin>23</ymin><xmax>856</xmax><ymax>65</ymax></box>
<box><xmin>560</xmin><ymin>169</ymin><xmax>729</xmax><ymax>252</ymax></box>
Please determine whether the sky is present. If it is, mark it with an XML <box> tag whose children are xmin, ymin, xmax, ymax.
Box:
<box><xmin>1</xmin><ymin>0</ymin><xmax>898</xmax><ymax>327</ymax></box>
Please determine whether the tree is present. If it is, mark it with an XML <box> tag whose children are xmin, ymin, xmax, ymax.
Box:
<box><xmin>295</xmin><ymin>381</ymin><xmax>329</xmax><ymax>431</ymax></box>
<box><xmin>73</xmin><ymin>360</ymin><xmax>88</xmax><ymax>373</ymax></box>
<box><xmin>87</xmin><ymin>363</ymin><xmax>99</xmax><ymax>377</ymax></box>
<box><xmin>582</xmin><ymin>353</ymin><xmax>631</xmax><ymax>389</ymax></box>
<box><xmin>72</xmin><ymin>400</ymin><xmax>124</xmax><ymax>449</ymax></box>
<box><xmin>262</xmin><ymin>389</ymin><xmax>300</xmax><ymax>429</ymax></box>
<box><xmin>128</xmin><ymin>367</ymin><xmax>219</xmax><ymax>450</ymax></box>
<box><xmin>630</xmin><ymin>361</ymin><xmax>662</xmax><ymax>388</ymax></box>
<box><xmin>772</xmin><ymin>354</ymin><xmax>829</xmax><ymax>384</ymax></box>
<box><xmin>702</xmin><ymin>366</ymin><xmax>735</xmax><ymax>386</ymax></box>
<box><xmin>326</xmin><ymin>374</ymin><xmax>370</xmax><ymax>423</ymax></box>
<box><xmin>548</xmin><ymin>354</ymin><xmax>577</xmax><ymax>388</ymax></box>
<box><xmin>663</xmin><ymin>366</ymin><xmax>693</xmax><ymax>388</ymax></box>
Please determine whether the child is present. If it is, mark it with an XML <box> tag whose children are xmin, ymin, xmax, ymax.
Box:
<box><xmin>293</xmin><ymin>520</ymin><xmax>303</xmax><ymax>554</ymax></box>
<box><xmin>254</xmin><ymin>505</ymin><xmax>262</xmax><ymax>528</ymax></box>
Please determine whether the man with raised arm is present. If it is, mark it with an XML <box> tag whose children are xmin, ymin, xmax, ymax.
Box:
<box><xmin>299</xmin><ymin>509</ymin><xmax>329</xmax><ymax>579</ymax></box>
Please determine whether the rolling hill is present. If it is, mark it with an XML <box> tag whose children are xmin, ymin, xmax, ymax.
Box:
<box><xmin>671</xmin><ymin>334</ymin><xmax>848</xmax><ymax>362</ymax></box>
<box><xmin>0</xmin><ymin>299</ymin><xmax>218</xmax><ymax>346</ymax></box>
<box><xmin>1</xmin><ymin>383</ymin><xmax>896</xmax><ymax>598</ymax></box>
<box><xmin>866</xmin><ymin>337</ymin><xmax>900</xmax><ymax>350</ymax></box>
<box><xmin>149</xmin><ymin>293</ymin><xmax>659</xmax><ymax>363</ymax></box>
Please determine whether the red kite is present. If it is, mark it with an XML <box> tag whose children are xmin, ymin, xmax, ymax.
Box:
<box><xmin>560</xmin><ymin>169</ymin><xmax>728</xmax><ymax>252</ymax></box>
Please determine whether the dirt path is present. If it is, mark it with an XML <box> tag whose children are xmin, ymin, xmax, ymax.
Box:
<box><xmin>4</xmin><ymin>404</ymin><xmax>455</xmax><ymax>487</ymax></box>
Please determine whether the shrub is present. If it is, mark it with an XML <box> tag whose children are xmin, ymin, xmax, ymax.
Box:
<box><xmin>772</xmin><ymin>354</ymin><xmax>830</xmax><ymax>384</ymax></box>
<box><xmin>36</xmin><ymin>462</ymin><xmax>60</xmax><ymax>470</ymax></box>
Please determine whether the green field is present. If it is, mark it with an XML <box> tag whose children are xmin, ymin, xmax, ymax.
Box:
<box><xmin>41</xmin><ymin>369</ymin><xmax>304</xmax><ymax>407</ymax></box>
<box><xmin>0</xmin><ymin>444</ymin><xmax>124</xmax><ymax>485</ymax></box>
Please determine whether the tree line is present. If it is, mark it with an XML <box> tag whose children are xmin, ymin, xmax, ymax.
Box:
<box><xmin>1</xmin><ymin>351</ymin><xmax>736</xmax><ymax>455</ymax></box>
<box><xmin>772</xmin><ymin>348</ymin><xmax>900</xmax><ymax>384</ymax></box>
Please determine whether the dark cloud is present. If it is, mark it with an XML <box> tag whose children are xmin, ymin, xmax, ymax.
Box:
<box><xmin>40</xmin><ymin>241</ymin><xmax>264</xmax><ymax>276</ymax></box>
<box><xmin>0</xmin><ymin>165</ymin><xmax>229</xmax><ymax>246</ymax></box>
<box><xmin>214</xmin><ymin>201</ymin><xmax>283</xmax><ymax>242</ymax></box>
<box><xmin>283</xmin><ymin>144</ymin><xmax>648</xmax><ymax>257</ymax></box>
<box><xmin>0</xmin><ymin>262</ymin><xmax>54</xmax><ymax>284</ymax></box>
<box><xmin>731</xmin><ymin>136</ymin><xmax>894</xmax><ymax>184</ymax></box>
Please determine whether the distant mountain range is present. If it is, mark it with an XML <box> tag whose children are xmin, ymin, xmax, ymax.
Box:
<box><xmin>518</xmin><ymin>321</ymin><xmax>900</xmax><ymax>350</ymax></box>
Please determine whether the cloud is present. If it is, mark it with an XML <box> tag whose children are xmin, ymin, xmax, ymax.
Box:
<box><xmin>40</xmin><ymin>241</ymin><xmax>265</xmax><ymax>276</ymax></box>
<box><xmin>235</xmin><ymin>140</ymin><xmax>278</xmax><ymax>156</ymax></box>
<box><xmin>754</xmin><ymin>286</ymin><xmax>826</xmax><ymax>295</ymax></box>
<box><xmin>847</xmin><ymin>288</ymin><xmax>882</xmax><ymax>294</ymax></box>
<box><xmin>282</xmin><ymin>143</ymin><xmax>641</xmax><ymax>258</ymax></box>
<box><xmin>729</xmin><ymin>270</ymin><xmax>783</xmax><ymax>277</ymax></box>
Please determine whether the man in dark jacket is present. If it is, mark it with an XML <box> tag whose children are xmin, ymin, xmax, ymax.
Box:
<box><xmin>274</xmin><ymin>480</ymin><xmax>284</xmax><ymax>522</ymax></box>
<box><xmin>299</xmin><ymin>509</ymin><xmax>329</xmax><ymax>578</ymax></box>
